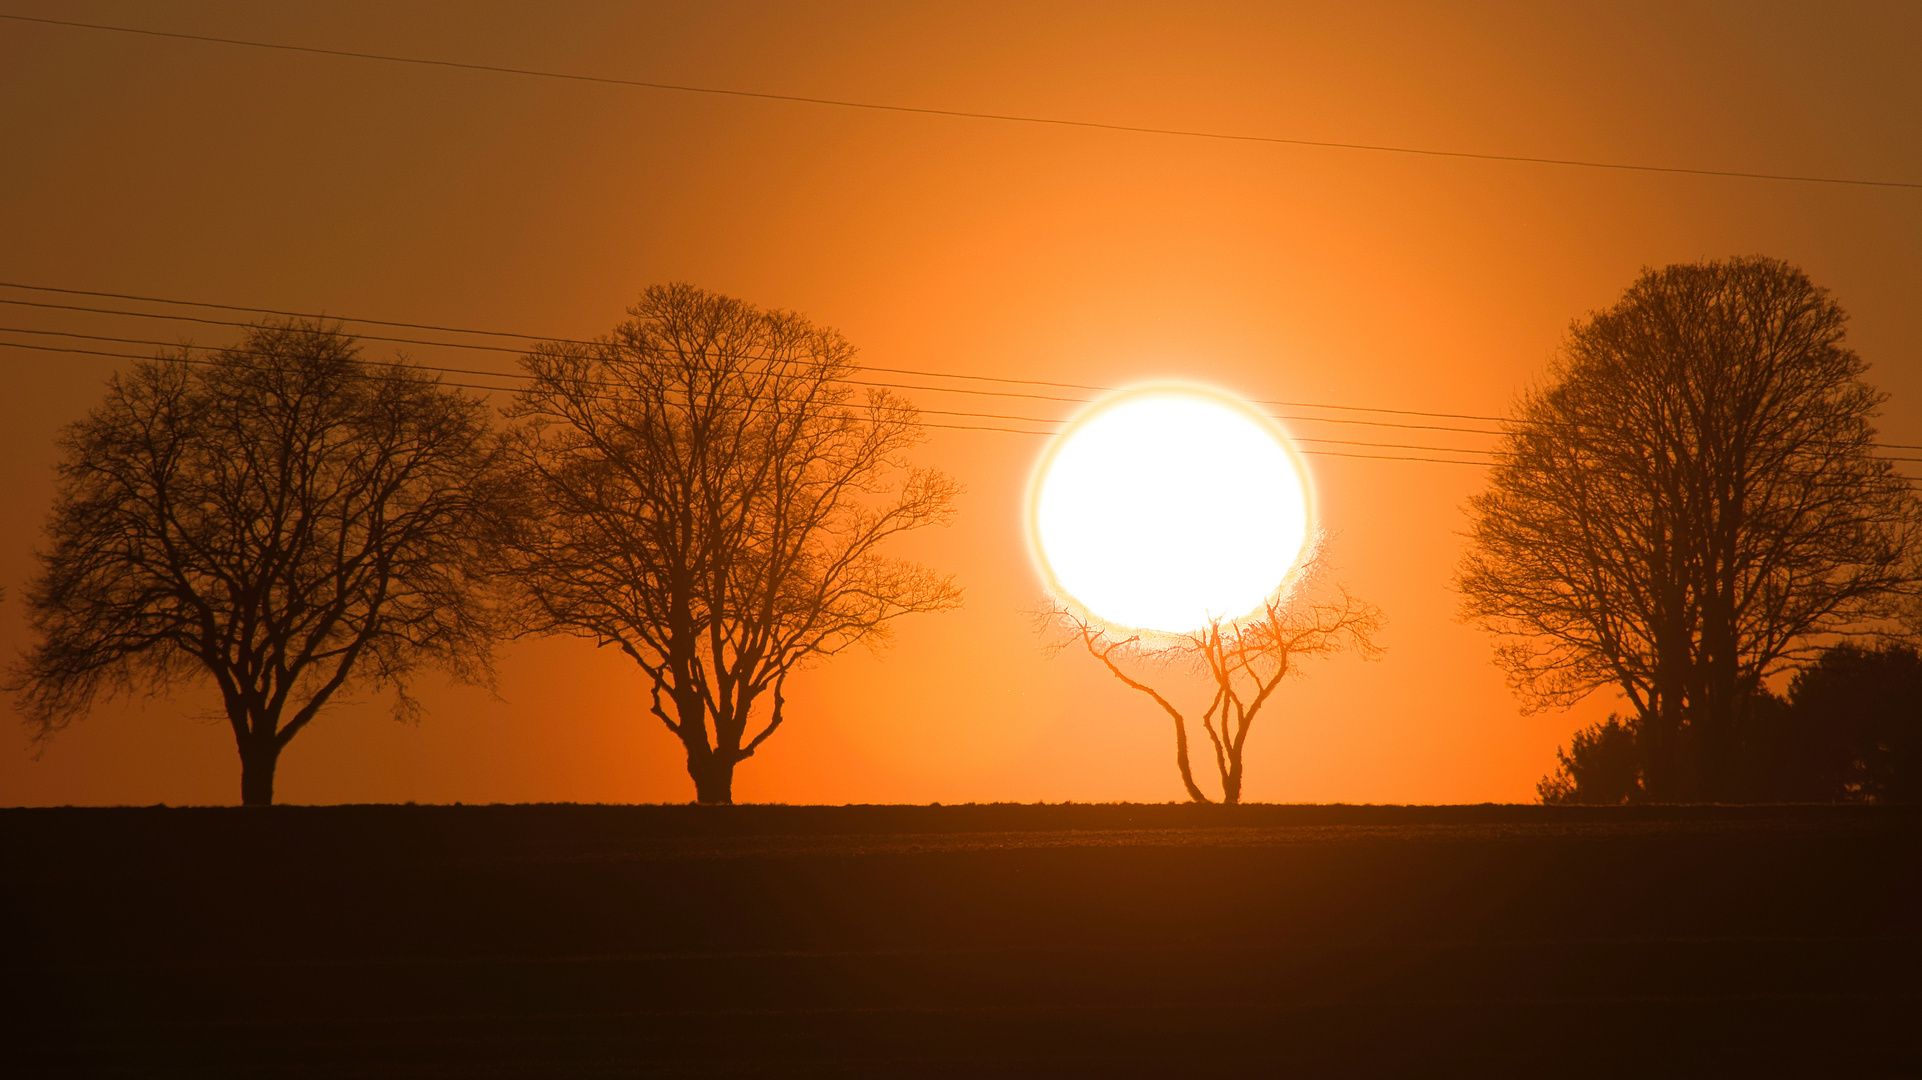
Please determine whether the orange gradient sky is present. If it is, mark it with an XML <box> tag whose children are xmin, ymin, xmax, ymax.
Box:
<box><xmin>3</xmin><ymin>1</ymin><xmax>1920</xmax><ymax>806</ymax></box>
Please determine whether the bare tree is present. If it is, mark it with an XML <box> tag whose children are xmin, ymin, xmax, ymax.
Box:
<box><xmin>1050</xmin><ymin>584</ymin><xmax>1382</xmax><ymax>804</ymax></box>
<box><xmin>1458</xmin><ymin>257</ymin><xmax>1922</xmax><ymax>800</ymax></box>
<box><xmin>11</xmin><ymin>322</ymin><xmax>513</xmax><ymax>805</ymax></box>
<box><xmin>505</xmin><ymin>283</ymin><xmax>961</xmax><ymax>804</ymax></box>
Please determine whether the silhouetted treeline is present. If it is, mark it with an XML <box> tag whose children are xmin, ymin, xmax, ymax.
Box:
<box><xmin>9</xmin><ymin>285</ymin><xmax>958</xmax><ymax>805</ymax></box>
<box><xmin>1541</xmin><ymin>643</ymin><xmax>1922</xmax><ymax>804</ymax></box>
<box><xmin>14</xmin><ymin>263</ymin><xmax>1922</xmax><ymax>808</ymax></box>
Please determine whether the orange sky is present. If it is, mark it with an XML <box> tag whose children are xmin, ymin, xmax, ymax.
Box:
<box><xmin>4</xmin><ymin>1</ymin><xmax>1920</xmax><ymax>806</ymax></box>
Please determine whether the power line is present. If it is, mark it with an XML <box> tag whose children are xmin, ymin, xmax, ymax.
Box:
<box><xmin>0</xmin><ymin>281</ymin><xmax>1528</xmax><ymax>424</ymax></box>
<box><xmin>0</xmin><ymin>280</ymin><xmax>565</xmax><ymax>344</ymax></box>
<box><xmin>0</xmin><ymin>324</ymin><xmax>1138</xmax><ymax>430</ymax></box>
<box><xmin>0</xmin><ymin>281</ymin><xmax>1511</xmax><ymax>419</ymax></box>
<box><xmin>0</xmin><ymin>332</ymin><xmax>1503</xmax><ymax>461</ymax></box>
<box><xmin>7</xmin><ymin>283</ymin><xmax>1918</xmax><ymax>458</ymax></box>
<box><xmin>18</xmin><ymin>283</ymin><xmax>1918</xmax><ymax>445</ymax></box>
<box><xmin>0</xmin><ymin>336</ymin><xmax>1050</xmax><ymax>438</ymax></box>
<box><xmin>12</xmin><ymin>337</ymin><xmax>1918</xmax><ymax>475</ymax></box>
<box><xmin>0</xmin><ymin>337</ymin><xmax>1510</xmax><ymax>465</ymax></box>
<box><xmin>4</xmin><ymin>13</ymin><xmax>1918</xmax><ymax>192</ymax></box>
<box><xmin>13</xmin><ymin>334</ymin><xmax>1920</xmax><ymax>473</ymax></box>
<box><xmin>0</xmin><ymin>296</ymin><xmax>564</xmax><ymax>354</ymax></box>
<box><xmin>0</xmin><ymin>292</ymin><xmax>1511</xmax><ymax>436</ymax></box>
<box><xmin>0</xmin><ymin>280</ymin><xmax>1103</xmax><ymax>393</ymax></box>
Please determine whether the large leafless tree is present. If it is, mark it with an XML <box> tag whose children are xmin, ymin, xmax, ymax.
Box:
<box><xmin>505</xmin><ymin>283</ymin><xmax>961</xmax><ymax>804</ymax></box>
<box><xmin>12</xmin><ymin>322</ymin><xmax>513</xmax><ymax>805</ymax></box>
<box><xmin>1051</xmin><ymin>583</ymin><xmax>1382</xmax><ymax>804</ymax></box>
<box><xmin>1458</xmin><ymin>257</ymin><xmax>1922</xmax><ymax>800</ymax></box>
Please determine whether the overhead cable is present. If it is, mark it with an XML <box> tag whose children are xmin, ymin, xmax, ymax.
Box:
<box><xmin>3</xmin><ymin>13</ymin><xmax>1918</xmax><ymax>191</ymax></box>
<box><xmin>0</xmin><ymin>282</ymin><xmax>1514</xmax><ymax>422</ymax></box>
<box><xmin>6</xmin><ymin>285</ymin><xmax>1917</xmax><ymax>458</ymax></box>
<box><xmin>0</xmin><ymin>293</ymin><xmax>1510</xmax><ymax>436</ymax></box>
<box><xmin>0</xmin><ymin>338</ymin><xmax>1508</xmax><ymax>464</ymax></box>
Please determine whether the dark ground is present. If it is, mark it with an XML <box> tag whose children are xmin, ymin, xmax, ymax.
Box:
<box><xmin>3</xmin><ymin>802</ymin><xmax>1918</xmax><ymax>1077</ymax></box>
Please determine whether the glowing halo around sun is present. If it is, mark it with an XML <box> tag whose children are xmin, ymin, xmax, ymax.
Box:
<box><xmin>1029</xmin><ymin>386</ymin><xmax>1314</xmax><ymax>635</ymax></box>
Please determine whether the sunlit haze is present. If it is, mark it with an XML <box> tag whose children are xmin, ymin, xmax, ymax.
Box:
<box><xmin>6</xmin><ymin>7</ymin><xmax>1918</xmax><ymax>1070</ymax></box>
<box><xmin>1031</xmin><ymin>388</ymin><xmax>1311</xmax><ymax>633</ymax></box>
<box><xmin>2</xmin><ymin>2</ymin><xmax>1919</xmax><ymax>807</ymax></box>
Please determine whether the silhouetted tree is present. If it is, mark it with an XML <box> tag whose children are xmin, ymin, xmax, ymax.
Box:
<box><xmin>1460</xmin><ymin>257</ymin><xmax>1922</xmax><ymax>801</ymax></box>
<box><xmin>504</xmin><ymin>284</ymin><xmax>961</xmax><ymax>804</ymax></box>
<box><xmin>1050</xmin><ymin>581</ymin><xmax>1381</xmax><ymax>804</ymax></box>
<box><xmin>1538</xmin><ymin>645</ymin><xmax>1922</xmax><ymax>804</ymax></box>
<box><xmin>1713</xmin><ymin>688</ymin><xmax>1828</xmax><ymax>802</ymax></box>
<box><xmin>1537</xmin><ymin>715</ymin><xmax>1644</xmax><ymax>805</ymax></box>
<box><xmin>11</xmin><ymin>323</ymin><xmax>512</xmax><ymax>805</ymax></box>
<box><xmin>1788</xmin><ymin>643</ymin><xmax>1922</xmax><ymax>802</ymax></box>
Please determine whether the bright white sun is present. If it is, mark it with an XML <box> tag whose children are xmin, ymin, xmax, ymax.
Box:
<box><xmin>1030</xmin><ymin>387</ymin><xmax>1313</xmax><ymax>634</ymax></box>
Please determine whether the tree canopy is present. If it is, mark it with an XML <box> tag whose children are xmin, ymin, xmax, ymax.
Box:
<box><xmin>505</xmin><ymin>283</ymin><xmax>961</xmax><ymax>804</ymax></box>
<box><xmin>1460</xmin><ymin>257</ymin><xmax>1922</xmax><ymax>800</ymax></box>
<box><xmin>12</xmin><ymin>322</ymin><xmax>512</xmax><ymax>804</ymax></box>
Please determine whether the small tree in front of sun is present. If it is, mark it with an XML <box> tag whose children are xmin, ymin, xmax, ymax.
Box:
<box><xmin>1050</xmin><ymin>581</ymin><xmax>1382</xmax><ymax>804</ymax></box>
<box><xmin>1028</xmin><ymin>385</ymin><xmax>1378</xmax><ymax>803</ymax></box>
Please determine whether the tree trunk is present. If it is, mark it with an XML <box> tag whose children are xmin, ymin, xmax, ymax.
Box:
<box><xmin>1641</xmin><ymin>710</ymin><xmax>1679</xmax><ymax>801</ymax></box>
<box><xmin>239</xmin><ymin>739</ymin><xmax>280</xmax><ymax>806</ymax></box>
<box><xmin>1169</xmin><ymin>715</ymin><xmax>1209</xmax><ymax>804</ymax></box>
<box><xmin>686</xmin><ymin>750</ymin><xmax>736</xmax><ymax>805</ymax></box>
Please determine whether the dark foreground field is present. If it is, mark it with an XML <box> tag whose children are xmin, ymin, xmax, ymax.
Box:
<box><xmin>3</xmin><ymin>803</ymin><xmax>1919</xmax><ymax>1077</ymax></box>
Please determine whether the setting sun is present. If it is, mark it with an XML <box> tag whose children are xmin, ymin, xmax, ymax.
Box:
<box><xmin>1030</xmin><ymin>387</ymin><xmax>1313</xmax><ymax>634</ymax></box>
